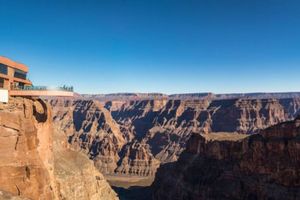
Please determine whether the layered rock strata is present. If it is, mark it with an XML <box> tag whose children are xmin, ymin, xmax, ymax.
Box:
<box><xmin>0</xmin><ymin>98</ymin><xmax>55</xmax><ymax>199</ymax></box>
<box><xmin>49</xmin><ymin>98</ymin><xmax>300</xmax><ymax>177</ymax></box>
<box><xmin>53</xmin><ymin>127</ymin><xmax>118</xmax><ymax>200</ymax></box>
<box><xmin>152</xmin><ymin>116</ymin><xmax>300</xmax><ymax>200</ymax></box>
<box><xmin>49</xmin><ymin>99</ymin><xmax>159</xmax><ymax>177</ymax></box>
<box><xmin>0</xmin><ymin>98</ymin><xmax>118</xmax><ymax>200</ymax></box>
<box><xmin>110</xmin><ymin>98</ymin><xmax>300</xmax><ymax>164</ymax></box>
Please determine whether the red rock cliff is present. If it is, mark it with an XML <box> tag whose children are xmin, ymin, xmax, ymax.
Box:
<box><xmin>0</xmin><ymin>98</ymin><xmax>55</xmax><ymax>199</ymax></box>
<box><xmin>0</xmin><ymin>98</ymin><xmax>118</xmax><ymax>200</ymax></box>
<box><xmin>152</xmin><ymin>116</ymin><xmax>300</xmax><ymax>200</ymax></box>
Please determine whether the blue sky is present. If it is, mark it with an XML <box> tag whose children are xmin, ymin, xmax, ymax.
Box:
<box><xmin>0</xmin><ymin>0</ymin><xmax>300</xmax><ymax>94</ymax></box>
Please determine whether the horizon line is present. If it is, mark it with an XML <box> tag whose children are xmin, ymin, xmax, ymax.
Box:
<box><xmin>79</xmin><ymin>91</ymin><xmax>300</xmax><ymax>95</ymax></box>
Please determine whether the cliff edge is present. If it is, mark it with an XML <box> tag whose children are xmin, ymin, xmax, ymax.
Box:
<box><xmin>0</xmin><ymin>97</ymin><xmax>118</xmax><ymax>200</ymax></box>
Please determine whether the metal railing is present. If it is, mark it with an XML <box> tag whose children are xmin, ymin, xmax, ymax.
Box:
<box><xmin>13</xmin><ymin>85</ymin><xmax>74</xmax><ymax>92</ymax></box>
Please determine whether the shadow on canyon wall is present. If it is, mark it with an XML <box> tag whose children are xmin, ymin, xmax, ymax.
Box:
<box><xmin>112</xmin><ymin>185</ymin><xmax>152</xmax><ymax>200</ymax></box>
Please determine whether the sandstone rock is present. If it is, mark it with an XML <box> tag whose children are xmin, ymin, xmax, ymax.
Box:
<box><xmin>111</xmin><ymin>98</ymin><xmax>300</xmax><ymax>164</ymax></box>
<box><xmin>0</xmin><ymin>190</ymin><xmax>30</xmax><ymax>200</ymax></box>
<box><xmin>0</xmin><ymin>98</ymin><xmax>118</xmax><ymax>200</ymax></box>
<box><xmin>50</xmin><ymin>99</ymin><xmax>126</xmax><ymax>174</ymax></box>
<box><xmin>53</xmin><ymin>127</ymin><xmax>118</xmax><ymax>200</ymax></box>
<box><xmin>49</xmin><ymin>99</ymin><xmax>161</xmax><ymax>177</ymax></box>
<box><xmin>49</xmin><ymin>97</ymin><xmax>300</xmax><ymax>179</ymax></box>
<box><xmin>115</xmin><ymin>141</ymin><xmax>160</xmax><ymax>176</ymax></box>
<box><xmin>0</xmin><ymin>98</ymin><xmax>55</xmax><ymax>199</ymax></box>
<box><xmin>152</xmin><ymin>117</ymin><xmax>300</xmax><ymax>200</ymax></box>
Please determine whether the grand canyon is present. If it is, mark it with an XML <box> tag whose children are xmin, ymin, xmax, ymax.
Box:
<box><xmin>1</xmin><ymin>1</ymin><xmax>300</xmax><ymax>199</ymax></box>
<box><xmin>1</xmin><ymin>92</ymin><xmax>299</xmax><ymax>199</ymax></box>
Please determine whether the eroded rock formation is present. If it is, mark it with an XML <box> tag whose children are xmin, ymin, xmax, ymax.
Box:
<box><xmin>115</xmin><ymin>141</ymin><xmax>160</xmax><ymax>176</ymax></box>
<box><xmin>0</xmin><ymin>98</ymin><xmax>55</xmax><ymax>199</ymax></box>
<box><xmin>49</xmin><ymin>99</ymin><xmax>159</xmax><ymax>177</ymax></box>
<box><xmin>53</xmin><ymin>126</ymin><xmax>118</xmax><ymax>200</ymax></box>
<box><xmin>152</xmin><ymin>116</ymin><xmax>300</xmax><ymax>200</ymax></box>
<box><xmin>0</xmin><ymin>98</ymin><xmax>118</xmax><ymax>200</ymax></box>
<box><xmin>110</xmin><ymin>98</ymin><xmax>300</xmax><ymax>164</ymax></box>
<box><xmin>49</xmin><ymin>97</ymin><xmax>300</xmax><ymax>178</ymax></box>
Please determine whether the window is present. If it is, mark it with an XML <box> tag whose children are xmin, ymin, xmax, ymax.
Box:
<box><xmin>14</xmin><ymin>69</ymin><xmax>27</xmax><ymax>80</ymax></box>
<box><xmin>0</xmin><ymin>64</ymin><xmax>8</xmax><ymax>75</ymax></box>
<box><xmin>0</xmin><ymin>78</ymin><xmax>4</xmax><ymax>88</ymax></box>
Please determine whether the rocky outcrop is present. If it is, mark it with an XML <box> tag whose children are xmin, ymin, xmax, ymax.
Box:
<box><xmin>53</xmin><ymin>127</ymin><xmax>118</xmax><ymax>200</ymax></box>
<box><xmin>115</xmin><ymin>141</ymin><xmax>160</xmax><ymax>176</ymax></box>
<box><xmin>152</xmin><ymin>117</ymin><xmax>300</xmax><ymax>200</ymax></box>
<box><xmin>0</xmin><ymin>98</ymin><xmax>55</xmax><ymax>199</ymax></box>
<box><xmin>50</xmin><ymin>99</ymin><xmax>126</xmax><ymax>174</ymax></box>
<box><xmin>49</xmin><ymin>99</ymin><xmax>159</xmax><ymax>177</ymax></box>
<box><xmin>0</xmin><ymin>98</ymin><xmax>118</xmax><ymax>200</ymax></box>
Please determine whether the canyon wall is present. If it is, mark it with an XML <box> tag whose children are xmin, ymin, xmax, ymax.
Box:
<box><xmin>80</xmin><ymin>92</ymin><xmax>300</xmax><ymax>101</ymax></box>
<box><xmin>50</xmin><ymin>99</ymin><xmax>160</xmax><ymax>177</ymax></box>
<box><xmin>49</xmin><ymin>98</ymin><xmax>300</xmax><ymax>178</ymax></box>
<box><xmin>53</xmin><ymin>126</ymin><xmax>118</xmax><ymax>200</ymax></box>
<box><xmin>0</xmin><ymin>97</ymin><xmax>118</xmax><ymax>200</ymax></box>
<box><xmin>0</xmin><ymin>98</ymin><xmax>55</xmax><ymax>199</ymax></box>
<box><xmin>151</xmin><ymin>116</ymin><xmax>300</xmax><ymax>200</ymax></box>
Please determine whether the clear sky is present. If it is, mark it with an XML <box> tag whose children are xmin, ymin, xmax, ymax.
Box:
<box><xmin>0</xmin><ymin>0</ymin><xmax>299</xmax><ymax>94</ymax></box>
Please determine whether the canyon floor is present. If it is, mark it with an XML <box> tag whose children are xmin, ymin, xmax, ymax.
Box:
<box><xmin>106</xmin><ymin>175</ymin><xmax>154</xmax><ymax>200</ymax></box>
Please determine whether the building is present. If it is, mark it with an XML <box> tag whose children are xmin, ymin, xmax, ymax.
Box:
<box><xmin>0</xmin><ymin>56</ymin><xmax>73</xmax><ymax>102</ymax></box>
<box><xmin>0</xmin><ymin>56</ymin><xmax>32</xmax><ymax>90</ymax></box>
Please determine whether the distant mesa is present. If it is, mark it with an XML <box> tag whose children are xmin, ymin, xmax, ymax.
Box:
<box><xmin>79</xmin><ymin>92</ymin><xmax>300</xmax><ymax>101</ymax></box>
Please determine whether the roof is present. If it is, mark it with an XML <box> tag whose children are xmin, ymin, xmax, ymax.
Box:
<box><xmin>0</xmin><ymin>56</ymin><xmax>29</xmax><ymax>73</ymax></box>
